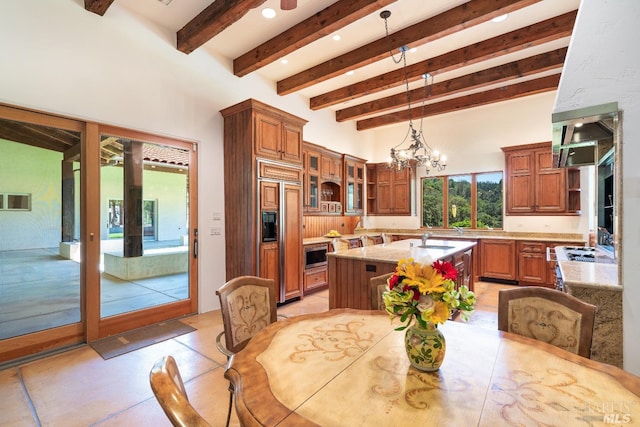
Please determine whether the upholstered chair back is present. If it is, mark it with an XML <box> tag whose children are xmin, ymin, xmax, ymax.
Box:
<box><xmin>370</xmin><ymin>273</ymin><xmax>393</xmax><ymax>311</ymax></box>
<box><xmin>216</xmin><ymin>276</ymin><xmax>278</xmax><ymax>354</ymax></box>
<box><xmin>498</xmin><ymin>287</ymin><xmax>597</xmax><ymax>358</ymax></box>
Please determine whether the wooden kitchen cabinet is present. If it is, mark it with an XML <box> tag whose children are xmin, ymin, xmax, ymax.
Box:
<box><xmin>502</xmin><ymin>142</ymin><xmax>579</xmax><ymax>215</ymax></box>
<box><xmin>303</xmin><ymin>146</ymin><xmax>321</xmax><ymax>214</ymax></box>
<box><xmin>304</xmin><ymin>266</ymin><xmax>328</xmax><ymax>293</ymax></box>
<box><xmin>479</xmin><ymin>239</ymin><xmax>517</xmax><ymax>281</ymax></box>
<box><xmin>255</xmin><ymin>111</ymin><xmax>304</xmax><ymax>165</ymax></box>
<box><xmin>344</xmin><ymin>155</ymin><xmax>365</xmax><ymax>215</ymax></box>
<box><xmin>221</xmin><ymin>99</ymin><xmax>306</xmax><ymax>303</ymax></box>
<box><xmin>367</xmin><ymin>163</ymin><xmax>411</xmax><ymax>215</ymax></box>
<box><xmin>517</xmin><ymin>241</ymin><xmax>548</xmax><ymax>286</ymax></box>
<box><xmin>321</xmin><ymin>150</ymin><xmax>342</xmax><ymax>182</ymax></box>
<box><xmin>451</xmin><ymin>248</ymin><xmax>474</xmax><ymax>292</ymax></box>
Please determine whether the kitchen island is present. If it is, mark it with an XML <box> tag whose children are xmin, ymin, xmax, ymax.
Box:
<box><xmin>328</xmin><ymin>238</ymin><xmax>476</xmax><ymax>310</ymax></box>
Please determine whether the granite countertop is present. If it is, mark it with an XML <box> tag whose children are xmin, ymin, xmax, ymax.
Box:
<box><xmin>555</xmin><ymin>246</ymin><xmax>620</xmax><ymax>291</ymax></box>
<box><xmin>359</xmin><ymin>229</ymin><xmax>585</xmax><ymax>242</ymax></box>
<box><xmin>303</xmin><ymin>230</ymin><xmax>585</xmax><ymax>246</ymax></box>
<box><xmin>303</xmin><ymin>234</ymin><xmax>371</xmax><ymax>245</ymax></box>
<box><xmin>326</xmin><ymin>238</ymin><xmax>477</xmax><ymax>263</ymax></box>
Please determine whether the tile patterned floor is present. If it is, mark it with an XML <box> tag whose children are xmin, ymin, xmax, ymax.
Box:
<box><xmin>0</xmin><ymin>281</ymin><xmax>512</xmax><ymax>426</ymax></box>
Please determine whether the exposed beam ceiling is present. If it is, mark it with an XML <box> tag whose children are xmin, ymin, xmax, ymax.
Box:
<box><xmin>78</xmin><ymin>0</ymin><xmax>578</xmax><ymax>132</ymax></box>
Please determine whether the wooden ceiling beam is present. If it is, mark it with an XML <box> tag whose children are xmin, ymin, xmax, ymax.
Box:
<box><xmin>336</xmin><ymin>47</ymin><xmax>567</xmax><ymax>122</ymax></box>
<box><xmin>276</xmin><ymin>0</ymin><xmax>541</xmax><ymax>95</ymax></box>
<box><xmin>234</xmin><ymin>0</ymin><xmax>399</xmax><ymax>77</ymax></box>
<box><xmin>314</xmin><ymin>10</ymin><xmax>576</xmax><ymax>110</ymax></box>
<box><xmin>0</xmin><ymin>122</ymin><xmax>77</xmax><ymax>152</ymax></box>
<box><xmin>356</xmin><ymin>74</ymin><xmax>561</xmax><ymax>131</ymax></box>
<box><xmin>177</xmin><ymin>0</ymin><xmax>267</xmax><ymax>55</ymax></box>
<box><xmin>84</xmin><ymin>0</ymin><xmax>116</xmax><ymax>16</ymax></box>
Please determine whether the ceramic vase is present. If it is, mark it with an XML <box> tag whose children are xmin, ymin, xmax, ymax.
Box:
<box><xmin>404</xmin><ymin>323</ymin><xmax>446</xmax><ymax>371</ymax></box>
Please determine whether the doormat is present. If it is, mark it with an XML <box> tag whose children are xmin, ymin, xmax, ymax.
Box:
<box><xmin>90</xmin><ymin>319</ymin><xmax>196</xmax><ymax>360</ymax></box>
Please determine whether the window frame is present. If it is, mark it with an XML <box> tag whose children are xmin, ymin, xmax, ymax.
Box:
<box><xmin>421</xmin><ymin>170</ymin><xmax>503</xmax><ymax>230</ymax></box>
<box><xmin>0</xmin><ymin>193</ymin><xmax>32</xmax><ymax>211</ymax></box>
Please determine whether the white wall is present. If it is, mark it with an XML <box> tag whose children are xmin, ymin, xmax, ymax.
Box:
<box><xmin>554</xmin><ymin>0</ymin><xmax>640</xmax><ymax>375</ymax></box>
<box><xmin>0</xmin><ymin>141</ymin><xmax>63</xmax><ymax>250</ymax></box>
<box><xmin>361</xmin><ymin>92</ymin><xmax>591</xmax><ymax>236</ymax></box>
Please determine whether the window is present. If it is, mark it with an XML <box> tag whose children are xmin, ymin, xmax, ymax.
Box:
<box><xmin>421</xmin><ymin>171</ymin><xmax>503</xmax><ymax>229</ymax></box>
<box><xmin>0</xmin><ymin>193</ymin><xmax>31</xmax><ymax>211</ymax></box>
<box><xmin>476</xmin><ymin>172</ymin><xmax>503</xmax><ymax>229</ymax></box>
<box><xmin>422</xmin><ymin>177</ymin><xmax>444</xmax><ymax>227</ymax></box>
<box><xmin>448</xmin><ymin>175</ymin><xmax>472</xmax><ymax>228</ymax></box>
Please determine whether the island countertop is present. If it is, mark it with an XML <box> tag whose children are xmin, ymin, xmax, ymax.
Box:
<box><xmin>328</xmin><ymin>239</ymin><xmax>476</xmax><ymax>310</ymax></box>
<box><xmin>327</xmin><ymin>238</ymin><xmax>477</xmax><ymax>263</ymax></box>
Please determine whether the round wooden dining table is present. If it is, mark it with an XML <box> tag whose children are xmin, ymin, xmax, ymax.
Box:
<box><xmin>225</xmin><ymin>309</ymin><xmax>640</xmax><ymax>426</ymax></box>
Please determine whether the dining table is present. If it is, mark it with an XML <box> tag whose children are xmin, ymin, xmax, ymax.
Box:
<box><xmin>224</xmin><ymin>309</ymin><xmax>640</xmax><ymax>426</ymax></box>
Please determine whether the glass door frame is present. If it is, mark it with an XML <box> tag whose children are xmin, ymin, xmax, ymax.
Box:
<box><xmin>87</xmin><ymin>124</ymin><xmax>198</xmax><ymax>341</ymax></box>
<box><xmin>0</xmin><ymin>105</ymin><xmax>199</xmax><ymax>363</ymax></box>
<box><xmin>0</xmin><ymin>104</ymin><xmax>85</xmax><ymax>363</ymax></box>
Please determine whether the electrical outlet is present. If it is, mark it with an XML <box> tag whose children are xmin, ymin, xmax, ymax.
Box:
<box><xmin>212</xmin><ymin>212</ymin><xmax>221</xmax><ymax>221</ymax></box>
<box><xmin>211</xmin><ymin>227</ymin><xmax>222</xmax><ymax>235</ymax></box>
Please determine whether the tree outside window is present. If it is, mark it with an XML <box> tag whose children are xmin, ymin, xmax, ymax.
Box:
<box><xmin>476</xmin><ymin>172</ymin><xmax>503</xmax><ymax>229</ymax></box>
<box><xmin>421</xmin><ymin>171</ymin><xmax>503</xmax><ymax>229</ymax></box>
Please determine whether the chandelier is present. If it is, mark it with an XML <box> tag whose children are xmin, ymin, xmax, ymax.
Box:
<box><xmin>380</xmin><ymin>10</ymin><xmax>447</xmax><ymax>173</ymax></box>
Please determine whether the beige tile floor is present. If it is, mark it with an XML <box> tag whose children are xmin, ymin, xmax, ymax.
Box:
<box><xmin>0</xmin><ymin>281</ymin><xmax>512</xmax><ymax>427</ymax></box>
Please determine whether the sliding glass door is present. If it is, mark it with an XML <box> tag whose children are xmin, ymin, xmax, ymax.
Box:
<box><xmin>0</xmin><ymin>106</ymin><xmax>199</xmax><ymax>363</ymax></box>
<box><xmin>0</xmin><ymin>106</ymin><xmax>85</xmax><ymax>363</ymax></box>
<box><xmin>93</xmin><ymin>126</ymin><xmax>198</xmax><ymax>339</ymax></box>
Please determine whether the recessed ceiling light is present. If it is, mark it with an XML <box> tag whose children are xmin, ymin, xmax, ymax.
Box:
<box><xmin>280</xmin><ymin>59</ymin><xmax>289</xmax><ymax>65</ymax></box>
<box><xmin>345</xmin><ymin>70</ymin><xmax>355</xmax><ymax>76</ymax></box>
<box><xmin>575</xmin><ymin>122</ymin><xmax>584</xmax><ymax>127</ymax></box>
<box><xmin>409</xmin><ymin>47</ymin><xmax>417</xmax><ymax>53</ymax></box>
<box><xmin>262</xmin><ymin>8</ymin><xmax>276</xmax><ymax>19</ymax></box>
<box><xmin>491</xmin><ymin>14</ymin><xmax>508</xmax><ymax>23</ymax></box>
<box><xmin>332</xmin><ymin>34</ymin><xmax>341</xmax><ymax>41</ymax></box>
<box><xmin>157</xmin><ymin>0</ymin><xmax>172</xmax><ymax>4</ymax></box>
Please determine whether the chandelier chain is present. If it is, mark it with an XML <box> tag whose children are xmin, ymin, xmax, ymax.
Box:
<box><xmin>379</xmin><ymin>10</ymin><xmax>446</xmax><ymax>173</ymax></box>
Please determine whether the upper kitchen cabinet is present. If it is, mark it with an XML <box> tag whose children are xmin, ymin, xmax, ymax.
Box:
<box><xmin>343</xmin><ymin>155</ymin><xmax>366</xmax><ymax>215</ymax></box>
<box><xmin>302</xmin><ymin>144</ymin><xmax>321</xmax><ymax>214</ymax></box>
<box><xmin>366</xmin><ymin>163</ymin><xmax>411</xmax><ymax>215</ymax></box>
<box><xmin>253</xmin><ymin>105</ymin><xmax>306</xmax><ymax>165</ymax></box>
<box><xmin>321</xmin><ymin>150</ymin><xmax>342</xmax><ymax>182</ymax></box>
<box><xmin>502</xmin><ymin>142</ymin><xmax>580</xmax><ymax>215</ymax></box>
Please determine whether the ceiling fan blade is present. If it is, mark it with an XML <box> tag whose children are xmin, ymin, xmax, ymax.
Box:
<box><xmin>280</xmin><ymin>0</ymin><xmax>297</xmax><ymax>10</ymax></box>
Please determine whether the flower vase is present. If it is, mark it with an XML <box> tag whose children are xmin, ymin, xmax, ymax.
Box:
<box><xmin>404</xmin><ymin>323</ymin><xmax>446</xmax><ymax>371</ymax></box>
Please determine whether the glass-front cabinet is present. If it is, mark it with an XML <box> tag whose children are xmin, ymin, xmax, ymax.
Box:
<box><xmin>344</xmin><ymin>155</ymin><xmax>365</xmax><ymax>215</ymax></box>
<box><xmin>303</xmin><ymin>148</ymin><xmax>321</xmax><ymax>213</ymax></box>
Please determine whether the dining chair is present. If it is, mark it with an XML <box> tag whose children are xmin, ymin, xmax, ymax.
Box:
<box><xmin>149</xmin><ymin>355</ymin><xmax>212</xmax><ymax>427</ymax></box>
<box><xmin>216</xmin><ymin>275</ymin><xmax>279</xmax><ymax>427</ymax></box>
<box><xmin>381</xmin><ymin>233</ymin><xmax>392</xmax><ymax>244</ymax></box>
<box><xmin>497</xmin><ymin>287</ymin><xmax>597</xmax><ymax>358</ymax></box>
<box><xmin>370</xmin><ymin>272</ymin><xmax>392</xmax><ymax>310</ymax></box>
<box><xmin>360</xmin><ymin>235</ymin><xmax>377</xmax><ymax>247</ymax></box>
<box><xmin>332</xmin><ymin>237</ymin><xmax>351</xmax><ymax>252</ymax></box>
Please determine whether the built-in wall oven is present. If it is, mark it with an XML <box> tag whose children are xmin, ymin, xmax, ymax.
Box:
<box><xmin>304</xmin><ymin>243</ymin><xmax>328</xmax><ymax>270</ymax></box>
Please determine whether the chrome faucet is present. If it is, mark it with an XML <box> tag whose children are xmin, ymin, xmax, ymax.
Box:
<box><xmin>421</xmin><ymin>233</ymin><xmax>432</xmax><ymax>246</ymax></box>
<box><xmin>453</xmin><ymin>226</ymin><xmax>464</xmax><ymax>235</ymax></box>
